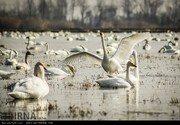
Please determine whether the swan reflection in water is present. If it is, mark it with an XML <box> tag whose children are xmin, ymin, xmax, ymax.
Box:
<box><xmin>5</xmin><ymin>99</ymin><xmax>50</xmax><ymax>120</ymax></box>
<box><xmin>100</xmin><ymin>84</ymin><xmax>139</xmax><ymax>119</ymax></box>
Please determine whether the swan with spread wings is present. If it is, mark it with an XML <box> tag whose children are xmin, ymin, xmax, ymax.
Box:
<box><xmin>63</xmin><ymin>32</ymin><xmax>150</xmax><ymax>74</ymax></box>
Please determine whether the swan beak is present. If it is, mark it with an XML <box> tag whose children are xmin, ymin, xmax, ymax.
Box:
<box><xmin>39</xmin><ymin>62</ymin><xmax>47</xmax><ymax>71</ymax></box>
<box><xmin>100</xmin><ymin>32</ymin><xmax>104</xmax><ymax>37</ymax></box>
<box><xmin>44</xmin><ymin>67</ymin><xmax>48</xmax><ymax>71</ymax></box>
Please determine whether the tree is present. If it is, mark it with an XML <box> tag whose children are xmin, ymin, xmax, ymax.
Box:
<box><xmin>55</xmin><ymin>0</ymin><xmax>68</xmax><ymax>20</ymax></box>
<box><xmin>38</xmin><ymin>0</ymin><xmax>49</xmax><ymax>19</ymax></box>
<box><xmin>26</xmin><ymin>0</ymin><xmax>37</xmax><ymax>18</ymax></box>
<box><xmin>78</xmin><ymin>0</ymin><xmax>89</xmax><ymax>25</ymax></box>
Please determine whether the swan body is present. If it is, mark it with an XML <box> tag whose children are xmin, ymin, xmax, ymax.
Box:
<box><xmin>0</xmin><ymin>70</ymin><xmax>16</xmax><ymax>79</ymax></box>
<box><xmin>55</xmin><ymin>49</ymin><xmax>70</xmax><ymax>57</ymax></box>
<box><xmin>96</xmin><ymin>77</ymin><xmax>131</xmax><ymax>88</ymax></box>
<box><xmin>171</xmin><ymin>50</ymin><xmax>180</xmax><ymax>60</ymax></box>
<box><xmin>8</xmin><ymin>62</ymin><xmax>49</xmax><ymax>99</ymax></box>
<box><xmin>96</xmin><ymin>61</ymin><xmax>136</xmax><ymax>88</ymax></box>
<box><xmin>46</xmin><ymin>64</ymin><xmax>75</xmax><ymax>77</ymax></box>
<box><xmin>70</xmin><ymin>45</ymin><xmax>88</xmax><ymax>52</ymax></box>
<box><xmin>63</xmin><ymin>32</ymin><xmax>150</xmax><ymax>74</ymax></box>
<box><xmin>158</xmin><ymin>41</ymin><xmax>177</xmax><ymax>53</ymax></box>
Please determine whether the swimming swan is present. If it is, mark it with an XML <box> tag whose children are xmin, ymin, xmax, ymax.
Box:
<box><xmin>5</xmin><ymin>50</ymin><xmax>18</xmax><ymax>65</ymax></box>
<box><xmin>63</xmin><ymin>32</ymin><xmax>150</xmax><ymax>74</ymax></box>
<box><xmin>158</xmin><ymin>41</ymin><xmax>177</xmax><ymax>53</ymax></box>
<box><xmin>8</xmin><ymin>62</ymin><xmax>49</xmax><ymax>99</ymax></box>
<box><xmin>143</xmin><ymin>39</ymin><xmax>151</xmax><ymax>51</ymax></box>
<box><xmin>108</xmin><ymin>50</ymin><xmax>139</xmax><ymax>88</ymax></box>
<box><xmin>46</xmin><ymin>64</ymin><xmax>75</xmax><ymax>77</ymax></box>
<box><xmin>95</xmin><ymin>61</ymin><xmax>136</xmax><ymax>88</ymax></box>
<box><xmin>15</xmin><ymin>51</ymin><xmax>34</xmax><ymax>71</ymax></box>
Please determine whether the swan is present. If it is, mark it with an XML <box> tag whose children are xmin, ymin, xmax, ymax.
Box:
<box><xmin>70</xmin><ymin>45</ymin><xmax>88</xmax><ymax>52</ymax></box>
<box><xmin>0</xmin><ymin>70</ymin><xmax>16</xmax><ymax>79</ymax></box>
<box><xmin>0</xmin><ymin>45</ymin><xmax>18</xmax><ymax>58</ymax></box>
<box><xmin>26</xmin><ymin>37</ymin><xmax>41</xmax><ymax>51</ymax></box>
<box><xmin>15</xmin><ymin>51</ymin><xmax>34</xmax><ymax>71</ymax></box>
<box><xmin>45</xmin><ymin>64</ymin><xmax>75</xmax><ymax>77</ymax></box>
<box><xmin>5</xmin><ymin>50</ymin><xmax>18</xmax><ymax>65</ymax></box>
<box><xmin>143</xmin><ymin>39</ymin><xmax>151</xmax><ymax>51</ymax></box>
<box><xmin>44</xmin><ymin>43</ymin><xmax>56</xmax><ymax>55</ymax></box>
<box><xmin>158</xmin><ymin>41</ymin><xmax>177</xmax><ymax>53</ymax></box>
<box><xmin>8</xmin><ymin>62</ymin><xmax>49</xmax><ymax>99</ymax></box>
<box><xmin>95</xmin><ymin>61</ymin><xmax>136</xmax><ymax>88</ymax></box>
<box><xmin>55</xmin><ymin>49</ymin><xmax>70</xmax><ymax>57</ymax></box>
<box><xmin>108</xmin><ymin>50</ymin><xmax>139</xmax><ymax>88</ymax></box>
<box><xmin>63</xmin><ymin>32</ymin><xmax>150</xmax><ymax>74</ymax></box>
<box><xmin>171</xmin><ymin>50</ymin><xmax>180</xmax><ymax>60</ymax></box>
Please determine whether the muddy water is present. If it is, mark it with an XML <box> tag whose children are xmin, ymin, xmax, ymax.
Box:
<box><xmin>0</xmin><ymin>31</ymin><xmax>180</xmax><ymax>120</ymax></box>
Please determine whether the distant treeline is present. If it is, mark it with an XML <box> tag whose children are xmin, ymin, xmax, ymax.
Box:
<box><xmin>0</xmin><ymin>0</ymin><xmax>179</xmax><ymax>31</ymax></box>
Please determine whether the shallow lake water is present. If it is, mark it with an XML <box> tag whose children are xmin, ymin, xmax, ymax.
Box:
<box><xmin>0</xmin><ymin>31</ymin><xmax>180</xmax><ymax>120</ymax></box>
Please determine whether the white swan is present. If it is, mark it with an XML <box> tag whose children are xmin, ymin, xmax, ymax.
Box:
<box><xmin>15</xmin><ymin>51</ymin><xmax>34</xmax><ymax>71</ymax></box>
<box><xmin>45</xmin><ymin>64</ymin><xmax>75</xmax><ymax>77</ymax></box>
<box><xmin>171</xmin><ymin>50</ymin><xmax>180</xmax><ymax>60</ymax></box>
<box><xmin>5</xmin><ymin>50</ymin><xmax>18</xmax><ymax>65</ymax></box>
<box><xmin>70</xmin><ymin>45</ymin><xmax>88</xmax><ymax>52</ymax></box>
<box><xmin>108</xmin><ymin>50</ymin><xmax>139</xmax><ymax>88</ymax></box>
<box><xmin>63</xmin><ymin>32</ymin><xmax>150</xmax><ymax>74</ymax></box>
<box><xmin>44</xmin><ymin>43</ymin><xmax>56</xmax><ymax>55</ymax></box>
<box><xmin>0</xmin><ymin>70</ymin><xmax>16</xmax><ymax>79</ymax></box>
<box><xmin>0</xmin><ymin>45</ymin><xmax>18</xmax><ymax>58</ymax></box>
<box><xmin>55</xmin><ymin>49</ymin><xmax>70</xmax><ymax>57</ymax></box>
<box><xmin>8</xmin><ymin>62</ymin><xmax>49</xmax><ymax>99</ymax></box>
<box><xmin>143</xmin><ymin>39</ymin><xmax>151</xmax><ymax>51</ymax></box>
<box><xmin>26</xmin><ymin>37</ymin><xmax>41</xmax><ymax>51</ymax></box>
<box><xmin>158</xmin><ymin>41</ymin><xmax>177</xmax><ymax>53</ymax></box>
<box><xmin>95</xmin><ymin>61</ymin><xmax>136</xmax><ymax>88</ymax></box>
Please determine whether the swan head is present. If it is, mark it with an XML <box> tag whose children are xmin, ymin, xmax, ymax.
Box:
<box><xmin>127</xmin><ymin>61</ymin><xmax>136</xmax><ymax>68</ymax></box>
<box><xmin>26</xmin><ymin>51</ymin><xmax>34</xmax><ymax>56</ymax></box>
<box><xmin>168</xmin><ymin>41</ymin><xmax>176</xmax><ymax>46</ymax></box>
<box><xmin>66</xmin><ymin>64</ymin><xmax>75</xmax><ymax>77</ymax></box>
<box><xmin>34</xmin><ymin>62</ymin><xmax>47</xmax><ymax>79</ymax></box>
<box><xmin>100</xmin><ymin>32</ymin><xmax>104</xmax><ymax>38</ymax></box>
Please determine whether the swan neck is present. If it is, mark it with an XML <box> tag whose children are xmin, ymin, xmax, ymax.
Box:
<box><xmin>34</xmin><ymin>65</ymin><xmax>45</xmax><ymax>80</ymax></box>
<box><xmin>26</xmin><ymin>39</ymin><xmax>30</xmax><ymax>50</ymax></box>
<box><xmin>25</xmin><ymin>53</ymin><xmax>29</xmax><ymax>65</ymax></box>
<box><xmin>101</xmin><ymin>36</ymin><xmax>108</xmax><ymax>59</ymax></box>
<box><xmin>134</xmin><ymin>51</ymin><xmax>139</xmax><ymax>80</ymax></box>
<box><xmin>9</xmin><ymin>50</ymin><xmax>13</xmax><ymax>59</ymax></box>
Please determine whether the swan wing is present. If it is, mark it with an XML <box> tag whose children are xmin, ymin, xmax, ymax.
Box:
<box><xmin>46</xmin><ymin>67</ymin><xmax>69</xmax><ymax>75</ymax></box>
<box><xmin>112</xmin><ymin>32</ymin><xmax>151</xmax><ymax>63</ymax></box>
<box><xmin>63</xmin><ymin>51</ymin><xmax>102</xmax><ymax>65</ymax></box>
